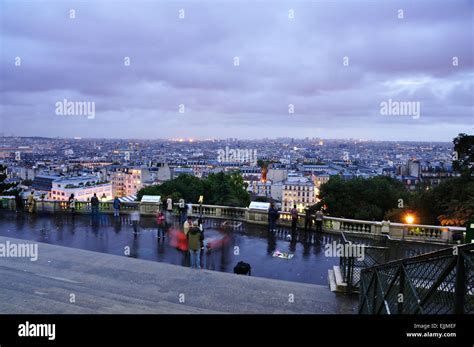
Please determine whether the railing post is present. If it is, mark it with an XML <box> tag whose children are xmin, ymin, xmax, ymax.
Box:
<box><xmin>347</xmin><ymin>256</ymin><xmax>353</xmax><ymax>294</ymax></box>
<box><xmin>372</xmin><ymin>272</ymin><xmax>377</xmax><ymax>314</ymax></box>
<box><xmin>454</xmin><ymin>250</ymin><xmax>466</xmax><ymax>314</ymax></box>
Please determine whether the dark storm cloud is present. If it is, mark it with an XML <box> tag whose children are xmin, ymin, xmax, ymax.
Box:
<box><xmin>0</xmin><ymin>0</ymin><xmax>472</xmax><ymax>140</ymax></box>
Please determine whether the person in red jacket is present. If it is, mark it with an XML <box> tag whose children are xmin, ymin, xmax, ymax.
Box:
<box><xmin>156</xmin><ymin>210</ymin><xmax>166</xmax><ymax>240</ymax></box>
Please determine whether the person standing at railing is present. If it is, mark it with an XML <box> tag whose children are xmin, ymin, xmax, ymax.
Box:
<box><xmin>113</xmin><ymin>196</ymin><xmax>121</xmax><ymax>217</ymax></box>
<box><xmin>68</xmin><ymin>194</ymin><xmax>76</xmax><ymax>215</ymax></box>
<box><xmin>183</xmin><ymin>216</ymin><xmax>193</xmax><ymax>236</ymax></box>
<box><xmin>304</xmin><ymin>207</ymin><xmax>313</xmax><ymax>231</ymax></box>
<box><xmin>268</xmin><ymin>203</ymin><xmax>279</xmax><ymax>233</ymax></box>
<box><xmin>27</xmin><ymin>191</ymin><xmax>36</xmax><ymax>214</ymax></box>
<box><xmin>315</xmin><ymin>209</ymin><xmax>324</xmax><ymax>233</ymax></box>
<box><xmin>178</xmin><ymin>198</ymin><xmax>187</xmax><ymax>224</ymax></box>
<box><xmin>381</xmin><ymin>219</ymin><xmax>390</xmax><ymax>234</ymax></box>
<box><xmin>15</xmin><ymin>191</ymin><xmax>24</xmax><ymax>213</ymax></box>
<box><xmin>166</xmin><ymin>197</ymin><xmax>173</xmax><ymax>224</ymax></box>
<box><xmin>131</xmin><ymin>210</ymin><xmax>140</xmax><ymax>234</ymax></box>
<box><xmin>90</xmin><ymin>193</ymin><xmax>99</xmax><ymax>216</ymax></box>
<box><xmin>156</xmin><ymin>210</ymin><xmax>165</xmax><ymax>240</ymax></box>
<box><xmin>290</xmin><ymin>205</ymin><xmax>299</xmax><ymax>232</ymax></box>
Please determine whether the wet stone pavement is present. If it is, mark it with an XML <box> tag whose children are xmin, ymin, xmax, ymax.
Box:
<box><xmin>0</xmin><ymin>210</ymin><xmax>342</xmax><ymax>286</ymax></box>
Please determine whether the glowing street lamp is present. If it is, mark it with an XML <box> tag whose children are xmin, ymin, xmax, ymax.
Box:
<box><xmin>405</xmin><ymin>213</ymin><xmax>415</xmax><ymax>225</ymax></box>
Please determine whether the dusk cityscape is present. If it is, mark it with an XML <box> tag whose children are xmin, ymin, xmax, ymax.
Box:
<box><xmin>0</xmin><ymin>0</ymin><xmax>473</xmax><ymax>345</ymax></box>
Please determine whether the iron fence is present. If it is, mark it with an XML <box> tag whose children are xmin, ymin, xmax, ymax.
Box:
<box><xmin>359</xmin><ymin>243</ymin><xmax>474</xmax><ymax>314</ymax></box>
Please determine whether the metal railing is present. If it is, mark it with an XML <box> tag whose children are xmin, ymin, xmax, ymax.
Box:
<box><xmin>359</xmin><ymin>243</ymin><xmax>474</xmax><ymax>314</ymax></box>
<box><xmin>338</xmin><ymin>233</ymin><xmax>450</xmax><ymax>293</ymax></box>
<box><xmin>339</xmin><ymin>232</ymin><xmax>390</xmax><ymax>293</ymax></box>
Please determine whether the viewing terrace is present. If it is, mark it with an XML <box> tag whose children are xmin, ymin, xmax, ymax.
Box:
<box><xmin>0</xmin><ymin>198</ymin><xmax>469</xmax><ymax>314</ymax></box>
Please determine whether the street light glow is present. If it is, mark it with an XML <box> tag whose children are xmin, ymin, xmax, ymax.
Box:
<box><xmin>405</xmin><ymin>214</ymin><xmax>415</xmax><ymax>224</ymax></box>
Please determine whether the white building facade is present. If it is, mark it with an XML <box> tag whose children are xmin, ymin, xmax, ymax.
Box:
<box><xmin>51</xmin><ymin>176</ymin><xmax>113</xmax><ymax>201</ymax></box>
<box><xmin>282</xmin><ymin>177</ymin><xmax>318</xmax><ymax>212</ymax></box>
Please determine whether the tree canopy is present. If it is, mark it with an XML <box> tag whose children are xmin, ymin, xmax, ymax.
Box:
<box><xmin>315</xmin><ymin>175</ymin><xmax>409</xmax><ymax>221</ymax></box>
<box><xmin>314</xmin><ymin>133</ymin><xmax>474</xmax><ymax>226</ymax></box>
<box><xmin>137</xmin><ymin>172</ymin><xmax>250</xmax><ymax>207</ymax></box>
<box><xmin>0</xmin><ymin>165</ymin><xmax>19</xmax><ymax>195</ymax></box>
<box><xmin>452</xmin><ymin>133</ymin><xmax>473</xmax><ymax>179</ymax></box>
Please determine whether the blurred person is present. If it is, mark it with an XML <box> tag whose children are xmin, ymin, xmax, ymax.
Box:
<box><xmin>290</xmin><ymin>204</ymin><xmax>299</xmax><ymax>232</ymax></box>
<box><xmin>267</xmin><ymin>202</ymin><xmax>279</xmax><ymax>232</ymax></box>
<box><xmin>27</xmin><ymin>191</ymin><xmax>35</xmax><ymax>213</ymax></box>
<box><xmin>183</xmin><ymin>216</ymin><xmax>193</xmax><ymax>236</ymax></box>
<box><xmin>166</xmin><ymin>196</ymin><xmax>173</xmax><ymax>223</ymax></box>
<box><xmin>90</xmin><ymin>193</ymin><xmax>99</xmax><ymax>216</ymax></box>
<box><xmin>178</xmin><ymin>198</ymin><xmax>187</xmax><ymax>224</ymax></box>
<box><xmin>304</xmin><ymin>207</ymin><xmax>313</xmax><ymax>231</ymax></box>
<box><xmin>15</xmin><ymin>191</ymin><xmax>24</xmax><ymax>213</ymax></box>
<box><xmin>198</xmin><ymin>217</ymin><xmax>205</xmax><ymax>258</ymax></box>
<box><xmin>113</xmin><ymin>196</ymin><xmax>121</xmax><ymax>217</ymax></box>
<box><xmin>68</xmin><ymin>194</ymin><xmax>76</xmax><ymax>214</ymax></box>
<box><xmin>315</xmin><ymin>209</ymin><xmax>324</xmax><ymax>233</ymax></box>
<box><xmin>169</xmin><ymin>227</ymin><xmax>188</xmax><ymax>252</ymax></box>
<box><xmin>131</xmin><ymin>210</ymin><xmax>140</xmax><ymax>234</ymax></box>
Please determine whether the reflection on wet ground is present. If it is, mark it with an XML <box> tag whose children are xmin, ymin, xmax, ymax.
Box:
<box><xmin>0</xmin><ymin>211</ymin><xmax>342</xmax><ymax>285</ymax></box>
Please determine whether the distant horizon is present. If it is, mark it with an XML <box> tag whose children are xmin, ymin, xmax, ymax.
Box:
<box><xmin>0</xmin><ymin>134</ymin><xmax>459</xmax><ymax>144</ymax></box>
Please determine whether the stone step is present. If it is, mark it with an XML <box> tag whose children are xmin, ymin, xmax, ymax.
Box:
<box><xmin>333</xmin><ymin>265</ymin><xmax>349</xmax><ymax>293</ymax></box>
<box><xmin>328</xmin><ymin>269</ymin><xmax>337</xmax><ymax>292</ymax></box>
<box><xmin>0</xmin><ymin>235</ymin><xmax>358</xmax><ymax>314</ymax></box>
<box><xmin>333</xmin><ymin>266</ymin><xmax>347</xmax><ymax>286</ymax></box>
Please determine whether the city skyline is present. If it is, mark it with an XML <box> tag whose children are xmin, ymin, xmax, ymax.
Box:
<box><xmin>1</xmin><ymin>0</ymin><xmax>473</xmax><ymax>141</ymax></box>
<box><xmin>0</xmin><ymin>134</ymin><xmax>458</xmax><ymax>143</ymax></box>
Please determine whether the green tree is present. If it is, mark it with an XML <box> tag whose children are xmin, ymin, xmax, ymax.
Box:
<box><xmin>0</xmin><ymin>165</ymin><xmax>19</xmax><ymax>195</ymax></box>
<box><xmin>315</xmin><ymin>175</ymin><xmax>410</xmax><ymax>221</ymax></box>
<box><xmin>137</xmin><ymin>172</ymin><xmax>250</xmax><ymax>207</ymax></box>
<box><xmin>410</xmin><ymin>134</ymin><xmax>474</xmax><ymax>226</ymax></box>
<box><xmin>137</xmin><ymin>174</ymin><xmax>203</xmax><ymax>202</ymax></box>
<box><xmin>452</xmin><ymin>133</ymin><xmax>473</xmax><ymax>179</ymax></box>
<box><xmin>416</xmin><ymin>177</ymin><xmax>474</xmax><ymax>226</ymax></box>
<box><xmin>203</xmin><ymin>172</ymin><xmax>250</xmax><ymax>206</ymax></box>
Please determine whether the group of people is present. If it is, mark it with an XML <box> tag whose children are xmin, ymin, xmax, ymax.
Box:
<box><xmin>268</xmin><ymin>202</ymin><xmax>325</xmax><ymax>233</ymax></box>
<box><xmin>162</xmin><ymin>197</ymin><xmax>188</xmax><ymax>224</ymax></box>
<box><xmin>15</xmin><ymin>190</ymin><xmax>36</xmax><ymax>213</ymax></box>
<box><xmin>15</xmin><ymin>191</ymin><xmax>40</xmax><ymax>214</ymax></box>
<box><xmin>65</xmin><ymin>193</ymin><xmax>101</xmax><ymax>215</ymax></box>
<box><xmin>166</xmin><ymin>215</ymin><xmax>205</xmax><ymax>269</ymax></box>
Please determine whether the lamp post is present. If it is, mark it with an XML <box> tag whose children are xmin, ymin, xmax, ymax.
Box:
<box><xmin>198</xmin><ymin>195</ymin><xmax>204</xmax><ymax>219</ymax></box>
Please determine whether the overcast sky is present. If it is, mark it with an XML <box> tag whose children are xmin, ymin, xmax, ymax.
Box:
<box><xmin>1</xmin><ymin>0</ymin><xmax>473</xmax><ymax>141</ymax></box>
